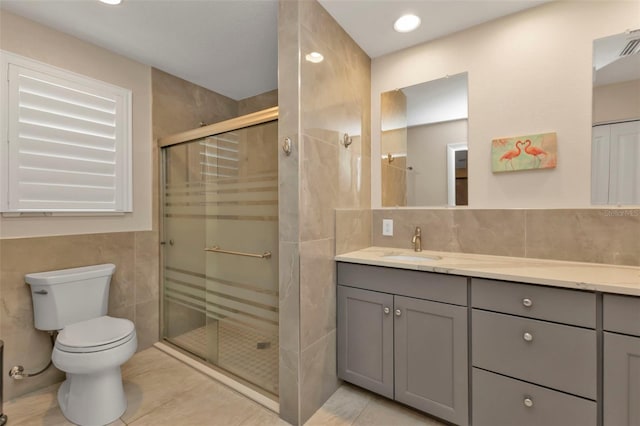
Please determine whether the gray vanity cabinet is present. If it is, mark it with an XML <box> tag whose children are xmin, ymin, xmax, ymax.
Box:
<box><xmin>337</xmin><ymin>262</ymin><xmax>469</xmax><ymax>426</ymax></box>
<box><xmin>471</xmin><ymin>278</ymin><xmax>598</xmax><ymax>426</ymax></box>
<box><xmin>337</xmin><ymin>285</ymin><xmax>394</xmax><ymax>398</ymax></box>
<box><xmin>603</xmin><ymin>294</ymin><xmax>640</xmax><ymax>426</ymax></box>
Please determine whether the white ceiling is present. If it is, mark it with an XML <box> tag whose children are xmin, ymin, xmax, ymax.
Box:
<box><xmin>1</xmin><ymin>0</ymin><xmax>546</xmax><ymax>100</ymax></box>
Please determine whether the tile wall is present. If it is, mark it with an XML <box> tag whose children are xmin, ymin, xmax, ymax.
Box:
<box><xmin>334</xmin><ymin>208</ymin><xmax>640</xmax><ymax>267</ymax></box>
<box><xmin>278</xmin><ymin>0</ymin><xmax>371</xmax><ymax>423</ymax></box>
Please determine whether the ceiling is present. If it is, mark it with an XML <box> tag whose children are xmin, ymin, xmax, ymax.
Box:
<box><xmin>1</xmin><ymin>0</ymin><xmax>547</xmax><ymax>101</ymax></box>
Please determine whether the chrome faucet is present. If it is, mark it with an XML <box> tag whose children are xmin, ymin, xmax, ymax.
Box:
<box><xmin>412</xmin><ymin>227</ymin><xmax>422</xmax><ymax>252</ymax></box>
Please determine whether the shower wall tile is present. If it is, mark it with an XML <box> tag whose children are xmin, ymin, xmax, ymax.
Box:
<box><xmin>299</xmin><ymin>238</ymin><xmax>336</xmax><ymax>349</ymax></box>
<box><xmin>151</xmin><ymin>68</ymin><xmax>238</xmax><ymax>138</ymax></box>
<box><xmin>278</xmin><ymin>0</ymin><xmax>370</xmax><ymax>422</ymax></box>
<box><xmin>300</xmin><ymin>136</ymin><xmax>340</xmax><ymax>242</ymax></box>
<box><xmin>525</xmin><ymin>209</ymin><xmax>640</xmax><ymax>266</ymax></box>
<box><xmin>278</xmin><ymin>345</ymin><xmax>300</xmax><ymax>426</ymax></box>
<box><xmin>335</xmin><ymin>209</ymin><xmax>372</xmax><ymax>255</ymax></box>
<box><xmin>299</xmin><ymin>330</ymin><xmax>340</xmax><ymax>423</ymax></box>
<box><xmin>238</xmin><ymin>89</ymin><xmax>278</xmax><ymax>116</ymax></box>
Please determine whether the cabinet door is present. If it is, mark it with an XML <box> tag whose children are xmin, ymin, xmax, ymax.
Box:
<box><xmin>604</xmin><ymin>332</ymin><xmax>640</xmax><ymax>426</ymax></box>
<box><xmin>337</xmin><ymin>285</ymin><xmax>394</xmax><ymax>398</ymax></box>
<box><xmin>394</xmin><ymin>295</ymin><xmax>468</xmax><ymax>426</ymax></box>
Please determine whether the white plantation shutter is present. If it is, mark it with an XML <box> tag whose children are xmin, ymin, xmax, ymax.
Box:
<box><xmin>1</xmin><ymin>51</ymin><xmax>132</xmax><ymax>212</ymax></box>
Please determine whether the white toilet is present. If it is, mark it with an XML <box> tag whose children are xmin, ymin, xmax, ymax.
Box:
<box><xmin>25</xmin><ymin>264</ymin><xmax>137</xmax><ymax>426</ymax></box>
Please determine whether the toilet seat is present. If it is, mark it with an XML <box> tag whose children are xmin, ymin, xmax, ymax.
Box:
<box><xmin>56</xmin><ymin>316</ymin><xmax>135</xmax><ymax>353</ymax></box>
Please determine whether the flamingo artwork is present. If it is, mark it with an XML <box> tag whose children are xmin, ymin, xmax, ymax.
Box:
<box><xmin>492</xmin><ymin>132</ymin><xmax>557</xmax><ymax>172</ymax></box>
<box><xmin>523</xmin><ymin>139</ymin><xmax>547</xmax><ymax>167</ymax></box>
<box><xmin>499</xmin><ymin>140</ymin><xmax>523</xmax><ymax>170</ymax></box>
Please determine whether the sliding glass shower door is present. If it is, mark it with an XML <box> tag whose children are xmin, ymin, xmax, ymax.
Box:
<box><xmin>161</xmin><ymin>114</ymin><xmax>278</xmax><ymax>396</ymax></box>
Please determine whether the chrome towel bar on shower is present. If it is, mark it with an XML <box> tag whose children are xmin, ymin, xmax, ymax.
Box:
<box><xmin>204</xmin><ymin>246</ymin><xmax>272</xmax><ymax>259</ymax></box>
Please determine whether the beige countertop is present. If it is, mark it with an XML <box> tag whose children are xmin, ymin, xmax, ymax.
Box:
<box><xmin>335</xmin><ymin>247</ymin><xmax>640</xmax><ymax>296</ymax></box>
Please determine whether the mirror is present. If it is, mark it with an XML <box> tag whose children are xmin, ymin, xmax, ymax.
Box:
<box><xmin>592</xmin><ymin>31</ymin><xmax>640</xmax><ymax>205</ymax></box>
<box><xmin>380</xmin><ymin>72</ymin><xmax>468</xmax><ymax>207</ymax></box>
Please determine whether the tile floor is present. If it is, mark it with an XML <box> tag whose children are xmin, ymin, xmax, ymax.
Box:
<box><xmin>4</xmin><ymin>347</ymin><xmax>446</xmax><ymax>426</ymax></box>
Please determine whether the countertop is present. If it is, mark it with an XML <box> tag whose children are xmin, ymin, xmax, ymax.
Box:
<box><xmin>335</xmin><ymin>247</ymin><xmax>640</xmax><ymax>296</ymax></box>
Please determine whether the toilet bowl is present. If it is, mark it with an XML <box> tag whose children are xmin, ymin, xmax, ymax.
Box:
<box><xmin>25</xmin><ymin>264</ymin><xmax>137</xmax><ymax>426</ymax></box>
<box><xmin>52</xmin><ymin>316</ymin><xmax>137</xmax><ymax>426</ymax></box>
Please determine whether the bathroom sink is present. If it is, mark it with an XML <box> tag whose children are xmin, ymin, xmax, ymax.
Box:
<box><xmin>382</xmin><ymin>254</ymin><xmax>441</xmax><ymax>262</ymax></box>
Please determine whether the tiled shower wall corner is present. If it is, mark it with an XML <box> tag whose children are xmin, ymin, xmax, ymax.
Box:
<box><xmin>278</xmin><ymin>0</ymin><xmax>371</xmax><ymax>423</ymax></box>
<box><xmin>353</xmin><ymin>208</ymin><xmax>640</xmax><ymax>266</ymax></box>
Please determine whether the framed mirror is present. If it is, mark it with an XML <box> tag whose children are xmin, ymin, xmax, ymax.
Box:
<box><xmin>380</xmin><ymin>72</ymin><xmax>468</xmax><ymax>207</ymax></box>
<box><xmin>592</xmin><ymin>30</ymin><xmax>640</xmax><ymax>205</ymax></box>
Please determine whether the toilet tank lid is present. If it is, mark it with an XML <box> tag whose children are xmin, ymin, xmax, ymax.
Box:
<box><xmin>25</xmin><ymin>264</ymin><xmax>116</xmax><ymax>286</ymax></box>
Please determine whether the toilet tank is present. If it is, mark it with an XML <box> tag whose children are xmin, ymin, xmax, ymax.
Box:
<box><xmin>25</xmin><ymin>264</ymin><xmax>115</xmax><ymax>331</ymax></box>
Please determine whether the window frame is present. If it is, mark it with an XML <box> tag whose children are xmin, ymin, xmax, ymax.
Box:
<box><xmin>0</xmin><ymin>50</ymin><xmax>132</xmax><ymax>214</ymax></box>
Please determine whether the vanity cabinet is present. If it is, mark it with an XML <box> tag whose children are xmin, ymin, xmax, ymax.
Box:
<box><xmin>337</xmin><ymin>262</ymin><xmax>469</xmax><ymax>426</ymax></box>
<box><xmin>603</xmin><ymin>294</ymin><xmax>640</xmax><ymax>426</ymax></box>
<box><xmin>471</xmin><ymin>278</ymin><xmax>598</xmax><ymax>426</ymax></box>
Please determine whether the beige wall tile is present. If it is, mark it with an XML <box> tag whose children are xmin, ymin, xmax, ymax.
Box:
<box><xmin>0</xmin><ymin>233</ymin><xmax>136</xmax><ymax>399</ymax></box>
<box><xmin>135</xmin><ymin>299</ymin><xmax>160</xmax><ymax>351</ymax></box>
<box><xmin>300</xmin><ymin>136</ymin><xmax>340</xmax><ymax>242</ymax></box>
<box><xmin>238</xmin><ymin>89</ymin><xmax>279</xmax><ymax>116</ymax></box>
<box><xmin>299</xmin><ymin>238</ymin><xmax>336</xmax><ymax>349</ymax></box>
<box><xmin>526</xmin><ymin>209</ymin><xmax>640</xmax><ymax>266</ymax></box>
<box><xmin>335</xmin><ymin>209</ymin><xmax>372</xmax><ymax>255</ymax></box>
<box><xmin>151</xmin><ymin>68</ymin><xmax>238</xmax><ymax>139</ymax></box>
<box><xmin>299</xmin><ymin>330</ymin><xmax>340</xmax><ymax>424</ymax></box>
<box><xmin>372</xmin><ymin>208</ymin><xmax>639</xmax><ymax>266</ymax></box>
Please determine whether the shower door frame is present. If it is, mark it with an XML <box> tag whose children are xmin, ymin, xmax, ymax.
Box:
<box><xmin>157</xmin><ymin>106</ymin><xmax>279</xmax><ymax>394</ymax></box>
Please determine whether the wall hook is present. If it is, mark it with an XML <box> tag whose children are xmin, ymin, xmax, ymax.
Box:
<box><xmin>282</xmin><ymin>137</ymin><xmax>292</xmax><ymax>156</ymax></box>
<box><xmin>342</xmin><ymin>133</ymin><xmax>353</xmax><ymax>148</ymax></box>
<box><xmin>387</xmin><ymin>152</ymin><xmax>395</xmax><ymax>163</ymax></box>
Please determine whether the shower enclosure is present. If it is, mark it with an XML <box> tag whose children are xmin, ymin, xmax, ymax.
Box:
<box><xmin>159</xmin><ymin>108</ymin><xmax>279</xmax><ymax>397</ymax></box>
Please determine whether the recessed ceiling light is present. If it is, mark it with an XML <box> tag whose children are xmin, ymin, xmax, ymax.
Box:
<box><xmin>305</xmin><ymin>52</ymin><xmax>324</xmax><ymax>63</ymax></box>
<box><xmin>99</xmin><ymin>0</ymin><xmax>122</xmax><ymax>5</ymax></box>
<box><xmin>394</xmin><ymin>14</ymin><xmax>421</xmax><ymax>33</ymax></box>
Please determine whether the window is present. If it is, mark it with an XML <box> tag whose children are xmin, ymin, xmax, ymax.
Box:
<box><xmin>1</xmin><ymin>51</ymin><xmax>132</xmax><ymax>213</ymax></box>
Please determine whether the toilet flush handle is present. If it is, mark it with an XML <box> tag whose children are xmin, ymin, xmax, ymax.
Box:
<box><xmin>33</xmin><ymin>290</ymin><xmax>48</xmax><ymax>295</ymax></box>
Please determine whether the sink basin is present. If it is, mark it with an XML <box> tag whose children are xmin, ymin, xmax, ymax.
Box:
<box><xmin>382</xmin><ymin>254</ymin><xmax>441</xmax><ymax>262</ymax></box>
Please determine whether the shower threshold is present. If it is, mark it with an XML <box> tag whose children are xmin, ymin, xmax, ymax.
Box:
<box><xmin>154</xmin><ymin>341</ymin><xmax>279</xmax><ymax>414</ymax></box>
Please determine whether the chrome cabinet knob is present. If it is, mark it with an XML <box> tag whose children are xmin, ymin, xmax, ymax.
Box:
<box><xmin>523</xmin><ymin>397</ymin><xmax>534</xmax><ymax>408</ymax></box>
<box><xmin>522</xmin><ymin>298</ymin><xmax>533</xmax><ymax>307</ymax></box>
<box><xmin>395</xmin><ymin>309</ymin><xmax>402</xmax><ymax>317</ymax></box>
<box><xmin>523</xmin><ymin>332</ymin><xmax>533</xmax><ymax>342</ymax></box>
<box><xmin>383</xmin><ymin>307</ymin><xmax>390</xmax><ymax>315</ymax></box>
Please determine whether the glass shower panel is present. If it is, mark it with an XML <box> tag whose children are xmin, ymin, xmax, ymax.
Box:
<box><xmin>162</xmin><ymin>119</ymin><xmax>279</xmax><ymax>396</ymax></box>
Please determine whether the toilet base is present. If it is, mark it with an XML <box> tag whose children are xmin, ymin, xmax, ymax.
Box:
<box><xmin>58</xmin><ymin>367</ymin><xmax>127</xmax><ymax>426</ymax></box>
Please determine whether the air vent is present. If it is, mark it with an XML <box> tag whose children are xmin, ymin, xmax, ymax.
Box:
<box><xmin>620</xmin><ymin>38</ymin><xmax>640</xmax><ymax>56</ymax></box>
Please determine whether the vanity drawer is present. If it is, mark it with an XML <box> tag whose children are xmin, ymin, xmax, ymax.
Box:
<box><xmin>603</xmin><ymin>294</ymin><xmax>640</xmax><ymax>337</ymax></box>
<box><xmin>472</xmin><ymin>278</ymin><xmax>595</xmax><ymax>327</ymax></box>
<box><xmin>337</xmin><ymin>262</ymin><xmax>467</xmax><ymax>306</ymax></box>
<box><xmin>472</xmin><ymin>310</ymin><xmax>597</xmax><ymax>399</ymax></box>
<box><xmin>473</xmin><ymin>368</ymin><xmax>597</xmax><ymax>426</ymax></box>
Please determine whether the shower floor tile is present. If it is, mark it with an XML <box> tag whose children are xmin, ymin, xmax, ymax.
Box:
<box><xmin>170</xmin><ymin>320</ymin><xmax>279</xmax><ymax>395</ymax></box>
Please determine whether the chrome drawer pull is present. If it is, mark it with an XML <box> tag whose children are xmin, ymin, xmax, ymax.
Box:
<box><xmin>523</xmin><ymin>397</ymin><xmax>534</xmax><ymax>408</ymax></box>
<box><xmin>522</xmin><ymin>298</ymin><xmax>533</xmax><ymax>307</ymax></box>
<box><xmin>395</xmin><ymin>309</ymin><xmax>402</xmax><ymax>317</ymax></box>
<box><xmin>523</xmin><ymin>332</ymin><xmax>534</xmax><ymax>342</ymax></box>
<box><xmin>383</xmin><ymin>307</ymin><xmax>390</xmax><ymax>315</ymax></box>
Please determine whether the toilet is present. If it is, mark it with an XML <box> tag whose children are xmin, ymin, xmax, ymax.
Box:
<box><xmin>25</xmin><ymin>264</ymin><xmax>137</xmax><ymax>426</ymax></box>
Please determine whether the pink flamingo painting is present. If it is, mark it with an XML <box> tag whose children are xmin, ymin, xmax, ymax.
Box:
<box><xmin>492</xmin><ymin>132</ymin><xmax>557</xmax><ymax>172</ymax></box>
<box><xmin>499</xmin><ymin>140</ymin><xmax>523</xmax><ymax>170</ymax></box>
<box><xmin>523</xmin><ymin>139</ymin><xmax>547</xmax><ymax>167</ymax></box>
